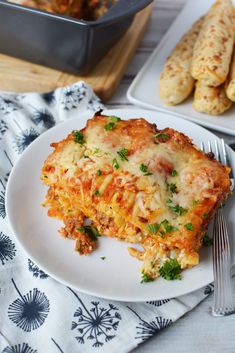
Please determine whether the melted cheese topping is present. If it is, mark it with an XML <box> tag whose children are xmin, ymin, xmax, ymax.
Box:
<box><xmin>41</xmin><ymin>112</ymin><xmax>230</xmax><ymax>280</ymax></box>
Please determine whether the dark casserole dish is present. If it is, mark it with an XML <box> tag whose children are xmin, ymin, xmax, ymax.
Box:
<box><xmin>0</xmin><ymin>0</ymin><xmax>152</xmax><ymax>74</ymax></box>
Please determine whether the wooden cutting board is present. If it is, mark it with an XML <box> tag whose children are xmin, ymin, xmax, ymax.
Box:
<box><xmin>0</xmin><ymin>5</ymin><xmax>152</xmax><ymax>102</ymax></box>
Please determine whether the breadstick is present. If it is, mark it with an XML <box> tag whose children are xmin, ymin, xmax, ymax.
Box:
<box><xmin>193</xmin><ymin>81</ymin><xmax>232</xmax><ymax>115</ymax></box>
<box><xmin>225</xmin><ymin>46</ymin><xmax>235</xmax><ymax>101</ymax></box>
<box><xmin>191</xmin><ymin>0</ymin><xmax>235</xmax><ymax>87</ymax></box>
<box><xmin>159</xmin><ymin>17</ymin><xmax>204</xmax><ymax>106</ymax></box>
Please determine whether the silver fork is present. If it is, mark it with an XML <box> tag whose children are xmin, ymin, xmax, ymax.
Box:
<box><xmin>201</xmin><ymin>139</ymin><xmax>235</xmax><ymax>316</ymax></box>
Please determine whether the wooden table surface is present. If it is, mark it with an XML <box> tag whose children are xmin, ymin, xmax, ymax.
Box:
<box><xmin>105</xmin><ymin>1</ymin><xmax>235</xmax><ymax>352</ymax></box>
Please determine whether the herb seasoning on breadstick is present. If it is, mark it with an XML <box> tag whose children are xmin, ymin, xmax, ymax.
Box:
<box><xmin>159</xmin><ymin>17</ymin><xmax>204</xmax><ymax>106</ymax></box>
<box><xmin>191</xmin><ymin>0</ymin><xmax>235</xmax><ymax>87</ymax></box>
<box><xmin>193</xmin><ymin>81</ymin><xmax>232</xmax><ymax>115</ymax></box>
<box><xmin>225</xmin><ymin>46</ymin><xmax>235</xmax><ymax>101</ymax></box>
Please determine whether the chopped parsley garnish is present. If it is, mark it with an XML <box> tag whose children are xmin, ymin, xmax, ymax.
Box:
<box><xmin>100</xmin><ymin>256</ymin><xmax>106</xmax><ymax>260</ymax></box>
<box><xmin>171</xmin><ymin>169</ymin><xmax>177</xmax><ymax>177</ymax></box>
<box><xmin>76</xmin><ymin>226</ymin><xmax>100</xmax><ymax>241</ymax></box>
<box><xmin>140</xmin><ymin>163</ymin><xmax>153</xmax><ymax>176</ymax></box>
<box><xmin>97</xmin><ymin>169</ymin><xmax>102</xmax><ymax>176</ymax></box>
<box><xmin>202</xmin><ymin>234</ymin><xmax>213</xmax><ymax>246</ymax></box>
<box><xmin>203</xmin><ymin>212</ymin><xmax>209</xmax><ymax>219</ymax></box>
<box><xmin>94</xmin><ymin>189</ymin><xmax>100</xmax><ymax>196</ymax></box>
<box><xmin>154</xmin><ymin>133</ymin><xmax>170</xmax><ymax>141</ymax></box>
<box><xmin>159</xmin><ymin>259</ymin><xmax>182</xmax><ymax>280</ymax></box>
<box><xmin>147</xmin><ymin>219</ymin><xmax>178</xmax><ymax>236</ymax></box>
<box><xmin>109</xmin><ymin>116</ymin><xmax>121</xmax><ymax>123</ymax></box>
<box><xmin>117</xmin><ymin>148</ymin><xmax>129</xmax><ymax>161</ymax></box>
<box><xmin>104</xmin><ymin>122</ymin><xmax>115</xmax><ymax>131</ymax></box>
<box><xmin>161</xmin><ymin>219</ymin><xmax>178</xmax><ymax>232</ymax></box>
<box><xmin>76</xmin><ymin>226</ymin><xmax>85</xmax><ymax>233</ymax></box>
<box><xmin>147</xmin><ymin>223</ymin><xmax>161</xmax><ymax>234</ymax></box>
<box><xmin>184</xmin><ymin>223</ymin><xmax>193</xmax><ymax>231</ymax></box>
<box><xmin>168</xmin><ymin>183</ymin><xmax>177</xmax><ymax>193</ymax></box>
<box><xmin>140</xmin><ymin>163</ymin><xmax>148</xmax><ymax>173</ymax></box>
<box><xmin>112</xmin><ymin>158</ymin><xmax>119</xmax><ymax>169</ymax></box>
<box><xmin>104</xmin><ymin>116</ymin><xmax>121</xmax><ymax>130</ymax></box>
<box><xmin>73</xmin><ymin>131</ymin><xmax>84</xmax><ymax>144</ymax></box>
<box><xmin>192</xmin><ymin>200</ymin><xmax>199</xmax><ymax>206</ymax></box>
<box><xmin>93</xmin><ymin>148</ymin><xmax>101</xmax><ymax>154</ymax></box>
<box><xmin>141</xmin><ymin>271</ymin><xmax>154</xmax><ymax>283</ymax></box>
<box><xmin>166</xmin><ymin>198</ymin><xmax>173</xmax><ymax>204</ymax></box>
<box><xmin>83</xmin><ymin>155</ymin><xmax>89</xmax><ymax>159</ymax></box>
<box><xmin>86</xmin><ymin>226</ymin><xmax>100</xmax><ymax>241</ymax></box>
<box><xmin>168</xmin><ymin>204</ymin><xmax>188</xmax><ymax>216</ymax></box>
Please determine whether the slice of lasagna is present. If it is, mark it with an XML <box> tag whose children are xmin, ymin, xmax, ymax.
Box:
<box><xmin>41</xmin><ymin>112</ymin><xmax>230</xmax><ymax>281</ymax></box>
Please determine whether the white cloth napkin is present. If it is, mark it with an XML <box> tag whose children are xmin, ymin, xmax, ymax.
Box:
<box><xmin>0</xmin><ymin>81</ymin><xmax>217</xmax><ymax>353</ymax></box>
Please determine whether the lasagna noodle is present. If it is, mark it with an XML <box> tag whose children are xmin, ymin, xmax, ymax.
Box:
<box><xmin>41</xmin><ymin>112</ymin><xmax>230</xmax><ymax>280</ymax></box>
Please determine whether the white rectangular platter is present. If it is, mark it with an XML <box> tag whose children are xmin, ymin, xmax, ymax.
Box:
<box><xmin>127</xmin><ymin>0</ymin><xmax>235</xmax><ymax>136</ymax></box>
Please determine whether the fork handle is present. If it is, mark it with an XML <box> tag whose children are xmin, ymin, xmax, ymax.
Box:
<box><xmin>212</xmin><ymin>207</ymin><xmax>235</xmax><ymax>316</ymax></box>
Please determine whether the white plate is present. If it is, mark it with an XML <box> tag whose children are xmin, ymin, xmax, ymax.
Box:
<box><xmin>127</xmin><ymin>0</ymin><xmax>235</xmax><ymax>136</ymax></box>
<box><xmin>6</xmin><ymin>108</ymin><xmax>235</xmax><ymax>302</ymax></box>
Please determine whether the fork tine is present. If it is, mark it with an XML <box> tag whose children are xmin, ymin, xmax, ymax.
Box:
<box><xmin>208</xmin><ymin>141</ymin><xmax>212</xmax><ymax>153</ymax></box>
<box><xmin>215</xmin><ymin>140</ymin><xmax>222</xmax><ymax>163</ymax></box>
<box><xmin>214</xmin><ymin>140</ymin><xmax>220</xmax><ymax>161</ymax></box>
<box><xmin>222</xmin><ymin>139</ymin><xmax>234</xmax><ymax>180</ymax></box>
<box><xmin>222</xmin><ymin>139</ymin><xmax>227</xmax><ymax>166</ymax></box>
<box><xmin>200</xmin><ymin>142</ymin><xmax>205</xmax><ymax>151</ymax></box>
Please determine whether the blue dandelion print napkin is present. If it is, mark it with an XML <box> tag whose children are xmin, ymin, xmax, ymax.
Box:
<box><xmin>0</xmin><ymin>81</ymin><xmax>229</xmax><ymax>353</ymax></box>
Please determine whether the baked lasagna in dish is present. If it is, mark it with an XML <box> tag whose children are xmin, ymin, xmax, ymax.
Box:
<box><xmin>8</xmin><ymin>0</ymin><xmax>112</xmax><ymax>20</ymax></box>
<box><xmin>41</xmin><ymin>112</ymin><xmax>230</xmax><ymax>281</ymax></box>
